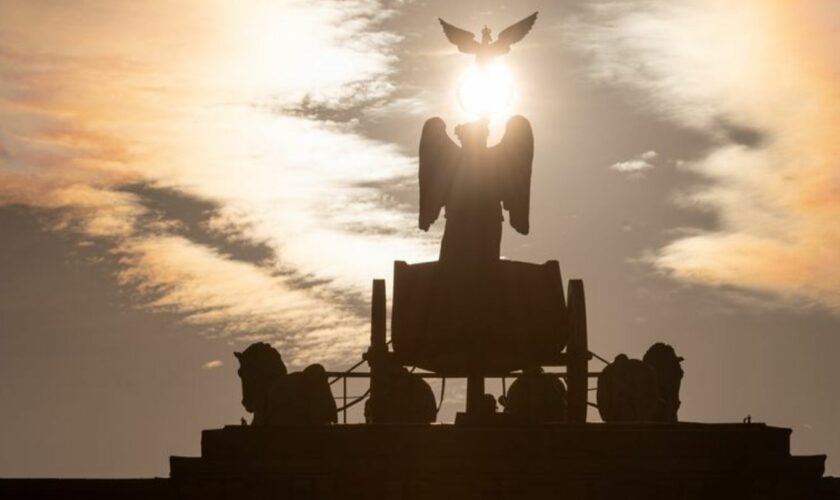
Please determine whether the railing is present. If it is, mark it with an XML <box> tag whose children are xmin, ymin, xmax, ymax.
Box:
<box><xmin>324</xmin><ymin>347</ymin><xmax>610</xmax><ymax>423</ymax></box>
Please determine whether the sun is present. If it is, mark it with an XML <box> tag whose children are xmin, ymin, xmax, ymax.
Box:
<box><xmin>457</xmin><ymin>61</ymin><xmax>515</xmax><ymax>120</ymax></box>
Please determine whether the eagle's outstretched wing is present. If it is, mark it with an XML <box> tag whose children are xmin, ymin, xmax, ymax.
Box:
<box><xmin>419</xmin><ymin>117</ymin><xmax>461</xmax><ymax>231</ymax></box>
<box><xmin>438</xmin><ymin>18</ymin><xmax>481</xmax><ymax>54</ymax></box>
<box><xmin>491</xmin><ymin>115</ymin><xmax>534</xmax><ymax>235</ymax></box>
<box><xmin>491</xmin><ymin>12</ymin><xmax>538</xmax><ymax>54</ymax></box>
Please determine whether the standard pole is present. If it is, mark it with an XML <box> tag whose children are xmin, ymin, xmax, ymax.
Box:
<box><xmin>369</xmin><ymin>279</ymin><xmax>387</xmax><ymax>423</ymax></box>
<box><xmin>371</xmin><ymin>279</ymin><xmax>387</xmax><ymax>351</ymax></box>
<box><xmin>466</xmin><ymin>374</ymin><xmax>485</xmax><ymax>418</ymax></box>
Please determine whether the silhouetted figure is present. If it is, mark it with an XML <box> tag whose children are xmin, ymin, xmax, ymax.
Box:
<box><xmin>596</xmin><ymin>354</ymin><xmax>660</xmax><ymax>422</ymax></box>
<box><xmin>234</xmin><ymin>342</ymin><xmax>337</xmax><ymax>425</ymax></box>
<box><xmin>643</xmin><ymin>342</ymin><xmax>684</xmax><ymax>422</ymax></box>
<box><xmin>500</xmin><ymin>367</ymin><xmax>568</xmax><ymax>422</ymax></box>
<box><xmin>439</xmin><ymin>12</ymin><xmax>538</xmax><ymax>67</ymax></box>
<box><xmin>364</xmin><ymin>355</ymin><xmax>437</xmax><ymax>424</ymax></box>
<box><xmin>419</xmin><ymin>116</ymin><xmax>533</xmax><ymax>266</ymax></box>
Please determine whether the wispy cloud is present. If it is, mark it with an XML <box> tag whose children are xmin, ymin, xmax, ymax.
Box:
<box><xmin>566</xmin><ymin>0</ymin><xmax>840</xmax><ymax>311</ymax></box>
<box><xmin>0</xmin><ymin>0</ymin><xmax>433</xmax><ymax>364</ymax></box>
<box><xmin>202</xmin><ymin>360</ymin><xmax>223</xmax><ymax>370</ymax></box>
<box><xmin>611</xmin><ymin>150</ymin><xmax>658</xmax><ymax>175</ymax></box>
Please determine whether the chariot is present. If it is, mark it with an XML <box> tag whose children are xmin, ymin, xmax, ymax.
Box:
<box><xmin>326</xmin><ymin>258</ymin><xmax>594</xmax><ymax>424</ymax></box>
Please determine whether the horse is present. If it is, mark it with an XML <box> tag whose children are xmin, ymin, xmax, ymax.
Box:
<box><xmin>234</xmin><ymin>342</ymin><xmax>337</xmax><ymax>426</ymax></box>
<box><xmin>643</xmin><ymin>342</ymin><xmax>684</xmax><ymax>422</ymax></box>
<box><xmin>499</xmin><ymin>367</ymin><xmax>568</xmax><ymax>422</ymax></box>
<box><xmin>365</xmin><ymin>356</ymin><xmax>437</xmax><ymax>424</ymax></box>
<box><xmin>596</xmin><ymin>354</ymin><xmax>661</xmax><ymax>423</ymax></box>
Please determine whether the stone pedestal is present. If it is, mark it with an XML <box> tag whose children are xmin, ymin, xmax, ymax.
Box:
<box><xmin>169</xmin><ymin>422</ymin><xmax>829</xmax><ymax>500</ymax></box>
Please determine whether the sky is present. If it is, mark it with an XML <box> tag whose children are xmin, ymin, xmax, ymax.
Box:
<box><xmin>1</xmin><ymin>0</ymin><xmax>840</xmax><ymax>478</ymax></box>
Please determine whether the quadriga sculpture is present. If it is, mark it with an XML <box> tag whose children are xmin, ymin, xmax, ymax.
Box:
<box><xmin>499</xmin><ymin>367</ymin><xmax>567</xmax><ymax>422</ymax></box>
<box><xmin>643</xmin><ymin>342</ymin><xmax>684</xmax><ymax>422</ymax></box>
<box><xmin>235</xmin><ymin>342</ymin><xmax>337</xmax><ymax>426</ymax></box>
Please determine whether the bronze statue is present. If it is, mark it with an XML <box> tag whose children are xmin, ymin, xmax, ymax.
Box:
<box><xmin>235</xmin><ymin>342</ymin><xmax>337</xmax><ymax>425</ymax></box>
<box><xmin>643</xmin><ymin>343</ymin><xmax>685</xmax><ymax>422</ymax></box>
<box><xmin>418</xmin><ymin>116</ymin><xmax>533</xmax><ymax>265</ymax></box>
<box><xmin>364</xmin><ymin>355</ymin><xmax>437</xmax><ymax>424</ymax></box>
<box><xmin>596</xmin><ymin>344</ymin><xmax>685</xmax><ymax>423</ymax></box>
<box><xmin>596</xmin><ymin>354</ymin><xmax>661</xmax><ymax>423</ymax></box>
<box><xmin>499</xmin><ymin>367</ymin><xmax>568</xmax><ymax>422</ymax></box>
<box><xmin>439</xmin><ymin>12</ymin><xmax>538</xmax><ymax>67</ymax></box>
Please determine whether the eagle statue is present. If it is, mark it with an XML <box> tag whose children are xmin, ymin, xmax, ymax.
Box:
<box><xmin>438</xmin><ymin>12</ymin><xmax>538</xmax><ymax>66</ymax></box>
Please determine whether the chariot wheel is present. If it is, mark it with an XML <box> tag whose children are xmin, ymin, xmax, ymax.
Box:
<box><xmin>566</xmin><ymin>279</ymin><xmax>588</xmax><ymax>423</ymax></box>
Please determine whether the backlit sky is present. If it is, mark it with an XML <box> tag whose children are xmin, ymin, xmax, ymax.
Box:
<box><xmin>2</xmin><ymin>0</ymin><xmax>840</xmax><ymax>477</ymax></box>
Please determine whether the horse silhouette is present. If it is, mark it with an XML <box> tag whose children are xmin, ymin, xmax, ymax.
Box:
<box><xmin>365</xmin><ymin>356</ymin><xmax>437</xmax><ymax>424</ymax></box>
<box><xmin>500</xmin><ymin>367</ymin><xmax>567</xmax><ymax>422</ymax></box>
<box><xmin>596</xmin><ymin>354</ymin><xmax>660</xmax><ymax>423</ymax></box>
<box><xmin>643</xmin><ymin>342</ymin><xmax>685</xmax><ymax>422</ymax></box>
<box><xmin>235</xmin><ymin>342</ymin><xmax>337</xmax><ymax>425</ymax></box>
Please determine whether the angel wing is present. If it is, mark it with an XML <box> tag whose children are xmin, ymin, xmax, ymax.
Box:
<box><xmin>438</xmin><ymin>18</ymin><xmax>481</xmax><ymax>54</ymax></box>
<box><xmin>419</xmin><ymin>117</ymin><xmax>461</xmax><ymax>231</ymax></box>
<box><xmin>491</xmin><ymin>12</ymin><xmax>538</xmax><ymax>55</ymax></box>
<box><xmin>491</xmin><ymin>115</ymin><xmax>534</xmax><ymax>235</ymax></box>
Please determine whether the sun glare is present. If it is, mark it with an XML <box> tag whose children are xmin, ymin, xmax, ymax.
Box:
<box><xmin>457</xmin><ymin>62</ymin><xmax>515</xmax><ymax>120</ymax></box>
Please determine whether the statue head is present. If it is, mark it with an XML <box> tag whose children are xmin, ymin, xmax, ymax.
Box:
<box><xmin>454</xmin><ymin>120</ymin><xmax>490</xmax><ymax>150</ymax></box>
<box><xmin>643</xmin><ymin>343</ymin><xmax>684</xmax><ymax>376</ymax></box>
<box><xmin>234</xmin><ymin>342</ymin><xmax>287</xmax><ymax>414</ymax></box>
<box><xmin>481</xmin><ymin>26</ymin><xmax>492</xmax><ymax>44</ymax></box>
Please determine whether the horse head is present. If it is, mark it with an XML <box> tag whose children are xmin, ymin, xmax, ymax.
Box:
<box><xmin>234</xmin><ymin>342</ymin><xmax>287</xmax><ymax>415</ymax></box>
<box><xmin>643</xmin><ymin>342</ymin><xmax>684</xmax><ymax>421</ymax></box>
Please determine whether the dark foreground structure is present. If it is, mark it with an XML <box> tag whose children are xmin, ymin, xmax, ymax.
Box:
<box><xmin>3</xmin><ymin>422</ymin><xmax>838</xmax><ymax>499</ymax></box>
<box><xmin>170</xmin><ymin>423</ymin><xmax>831</xmax><ymax>499</ymax></box>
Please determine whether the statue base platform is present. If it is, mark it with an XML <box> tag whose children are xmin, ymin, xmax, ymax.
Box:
<box><xmin>165</xmin><ymin>422</ymin><xmax>832</xmax><ymax>500</ymax></box>
<box><xmin>2</xmin><ymin>422</ymin><xmax>837</xmax><ymax>499</ymax></box>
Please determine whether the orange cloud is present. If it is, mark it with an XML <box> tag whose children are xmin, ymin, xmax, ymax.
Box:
<box><xmin>0</xmin><ymin>0</ymin><xmax>430</xmax><ymax>364</ymax></box>
<box><xmin>569</xmin><ymin>0</ymin><xmax>840</xmax><ymax>311</ymax></box>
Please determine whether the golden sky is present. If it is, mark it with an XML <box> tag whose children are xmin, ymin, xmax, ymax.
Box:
<box><xmin>573</xmin><ymin>1</ymin><xmax>840</xmax><ymax>309</ymax></box>
<box><xmin>0</xmin><ymin>0</ymin><xmax>438</xmax><ymax>364</ymax></box>
<box><xmin>2</xmin><ymin>0</ymin><xmax>840</xmax><ymax>477</ymax></box>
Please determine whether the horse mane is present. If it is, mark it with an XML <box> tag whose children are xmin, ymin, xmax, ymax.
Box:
<box><xmin>236</xmin><ymin>342</ymin><xmax>287</xmax><ymax>379</ymax></box>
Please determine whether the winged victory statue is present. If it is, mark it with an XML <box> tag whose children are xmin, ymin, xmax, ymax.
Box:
<box><xmin>418</xmin><ymin>13</ymin><xmax>538</xmax><ymax>266</ymax></box>
<box><xmin>419</xmin><ymin>116</ymin><xmax>533</xmax><ymax>266</ymax></box>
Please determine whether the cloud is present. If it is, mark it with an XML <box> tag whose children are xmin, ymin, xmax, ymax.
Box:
<box><xmin>0</xmin><ymin>0</ymin><xmax>434</xmax><ymax>364</ymax></box>
<box><xmin>567</xmin><ymin>0</ymin><xmax>840</xmax><ymax>311</ymax></box>
<box><xmin>202</xmin><ymin>360</ymin><xmax>223</xmax><ymax>369</ymax></box>
<box><xmin>610</xmin><ymin>150</ymin><xmax>658</xmax><ymax>174</ymax></box>
<box><xmin>611</xmin><ymin>160</ymin><xmax>651</xmax><ymax>173</ymax></box>
<box><xmin>115</xmin><ymin>235</ymin><xmax>369</xmax><ymax>364</ymax></box>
